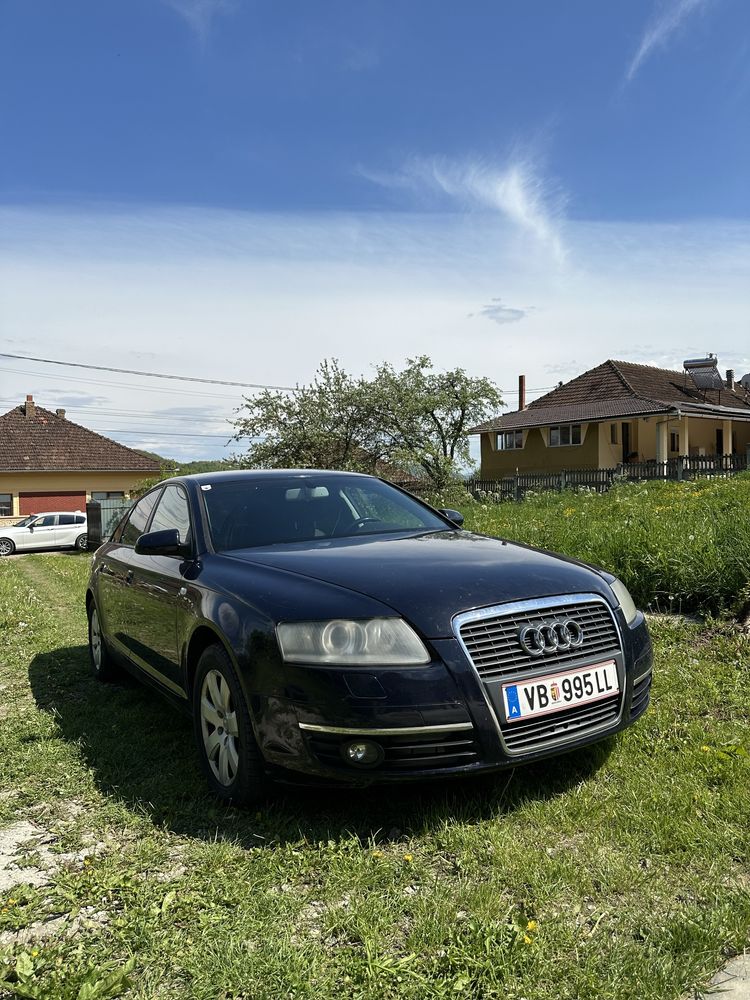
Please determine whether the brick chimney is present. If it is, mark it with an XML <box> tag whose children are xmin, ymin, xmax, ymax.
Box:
<box><xmin>726</xmin><ymin>369</ymin><xmax>735</xmax><ymax>391</ymax></box>
<box><xmin>518</xmin><ymin>374</ymin><xmax>527</xmax><ymax>410</ymax></box>
<box><xmin>56</xmin><ymin>408</ymin><xmax>66</xmax><ymax>418</ymax></box>
<box><xmin>24</xmin><ymin>394</ymin><xmax>35</xmax><ymax>419</ymax></box>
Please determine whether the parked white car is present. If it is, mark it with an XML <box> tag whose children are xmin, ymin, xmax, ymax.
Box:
<box><xmin>0</xmin><ymin>512</ymin><xmax>87</xmax><ymax>556</ymax></box>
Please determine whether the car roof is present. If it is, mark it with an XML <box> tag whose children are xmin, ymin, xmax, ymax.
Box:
<box><xmin>163</xmin><ymin>469</ymin><xmax>379</xmax><ymax>488</ymax></box>
<box><xmin>22</xmin><ymin>510</ymin><xmax>86</xmax><ymax>517</ymax></box>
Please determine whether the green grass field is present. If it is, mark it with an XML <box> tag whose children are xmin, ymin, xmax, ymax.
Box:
<box><xmin>0</xmin><ymin>552</ymin><xmax>749</xmax><ymax>999</ymax></box>
<box><xmin>460</xmin><ymin>475</ymin><xmax>750</xmax><ymax>614</ymax></box>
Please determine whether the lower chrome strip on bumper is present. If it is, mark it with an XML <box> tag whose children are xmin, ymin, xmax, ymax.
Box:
<box><xmin>634</xmin><ymin>666</ymin><xmax>653</xmax><ymax>685</ymax></box>
<box><xmin>298</xmin><ymin>722</ymin><xmax>474</xmax><ymax>736</ymax></box>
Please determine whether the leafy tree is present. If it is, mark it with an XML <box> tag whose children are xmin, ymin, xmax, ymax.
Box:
<box><xmin>233</xmin><ymin>356</ymin><xmax>502</xmax><ymax>489</ymax></box>
<box><xmin>369</xmin><ymin>356</ymin><xmax>502</xmax><ymax>489</ymax></box>
<box><xmin>233</xmin><ymin>359</ymin><xmax>386</xmax><ymax>473</ymax></box>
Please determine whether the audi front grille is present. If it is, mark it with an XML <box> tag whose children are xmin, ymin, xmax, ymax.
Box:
<box><xmin>457</xmin><ymin>597</ymin><xmax>621</xmax><ymax>681</ymax></box>
<box><xmin>454</xmin><ymin>594</ymin><xmax>625</xmax><ymax>757</ymax></box>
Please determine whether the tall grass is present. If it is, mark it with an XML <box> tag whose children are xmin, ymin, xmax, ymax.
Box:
<box><xmin>460</xmin><ymin>475</ymin><xmax>750</xmax><ymax>613</ymax></box>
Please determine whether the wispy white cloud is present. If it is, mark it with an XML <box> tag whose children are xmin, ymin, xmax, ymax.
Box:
<box><xmin>626</xmin><ymin>0</ymin><xmax>714</xmax><ymax>82</ymax></box>
<box><xmin>162</xmin><ymin>0</ymin><xmax>236</xmax><ymax>46</ymax></box>
<box><xmin>361</xmin><ymin>154</ymin><xmax>568</xmax><ymax>264</ymax></box>
<box><xmin>470</xmin><ymin>299</ymin><xmax>533</xmax><ymax>326</ymax></box>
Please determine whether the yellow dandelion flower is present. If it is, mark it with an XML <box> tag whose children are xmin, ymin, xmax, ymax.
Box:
<box><xmin>372</xmin><ymin>850</ymin><xmax>384</xmax><ymax>858</ymax></box>
<box><xmin>31</xmin><ymin>949</ymin><xmax>39</xmax><ymax>957</ymax></box>
<box><xmin>701</xmin><ymin>745</ymin><xmax>711</xmax><ymax>752</ymax></box>
<box><xmin>403</xmin><ymin>854</ymin><xmax>413</xmax><ymax>862</ymax></box>
<box><xmin>7</xmin><ymin>899</ymin><xmax>16</xmax><ymax>906</ymax></box>
<box><xmin>523</xmin><ymin>934</ymin><xmax>533</xmax><ymax>945</ymax></box>
<box><xmin>526</xmin><ymin>920</ymin><xmax>538</xmax><ymax>932</ymax></box>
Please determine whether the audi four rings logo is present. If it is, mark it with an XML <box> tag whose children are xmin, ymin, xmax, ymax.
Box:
<box><xmin>517</xmin><ymin>619</ymin><xmax>584</xmax><ymax>657</ymax></box>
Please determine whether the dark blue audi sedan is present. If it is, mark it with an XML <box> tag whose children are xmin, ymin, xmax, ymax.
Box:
<box><xmin>86</xmin><ymin>470</ymin><xmax>652</xmax><ymax>804</ymax></box>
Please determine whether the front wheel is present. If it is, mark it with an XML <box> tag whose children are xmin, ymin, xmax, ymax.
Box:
<box><xmin>88</xmin><ymin>601</ymin><xmax>121</xmax><ymax>682</ymax></box>
<box><xmin>75</xmin><ymin>533</ymin><xmax>88</xmax><ymax>551</ymax></box>
<box><xmin>193</xmin><ymin>644</ymin><xmax>267</xmax><ymax>806</ymax></box>
<box><xmin>0</xmin><ymin>538</ymin><xmax>14</xmax><ymax>557</ymax></box>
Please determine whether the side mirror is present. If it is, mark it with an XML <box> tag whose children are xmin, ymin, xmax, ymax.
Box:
<box><xmin>438</xmin><ymin>508</ymin><xmax>465</xmax><ymax>527</ymax></box>
<box><xmin>134</xmin><ymin>528</ymin><xmax>188</xmax><ymax>557</ymax></box>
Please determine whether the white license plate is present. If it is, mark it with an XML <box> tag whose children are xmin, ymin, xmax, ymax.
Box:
<box><xmin>502</xmin><ymin>660</ymin><xmax>619</xmax><ymax>723</ymax></box>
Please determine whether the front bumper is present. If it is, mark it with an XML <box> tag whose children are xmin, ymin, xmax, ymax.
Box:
<box><xmin>252</xmin><ymin>601</ymin><xmax>653</xmax><ymax>786</ymax></box>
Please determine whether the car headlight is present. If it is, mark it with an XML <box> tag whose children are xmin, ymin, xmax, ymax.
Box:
<box><xmin>276</xmin><ymin>618</ymin><xmax>430</xmax><ymax>665</ymax></box>
<box><xmin>610</xmin><ymin>578</ymin><xmax>639</xmax><ymax>625</ymax></box>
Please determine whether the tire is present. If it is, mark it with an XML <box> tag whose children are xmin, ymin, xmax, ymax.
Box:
<box><xmin>75</xmin><ymin>534</ymin><xmax>88</xmax><ymax>551</ymax></box>
<box><xmin>0</xmin><ymin>538</ymin><xmax>14</xmax><ymax>557</ymax></box>
<box><xmin>193</xmin><ymin>644</ymin><xmax>267</xmax><ymax>806</ymax></box>
<box><xmin>88</xmin><ymin>600</ymin><xmax>121</xmax><ymax>682</ymax></box>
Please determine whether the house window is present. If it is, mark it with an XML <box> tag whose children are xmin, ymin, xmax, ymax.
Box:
<box><xmin>91</xmin><ymin>491</ymin><xmax>126</xmax><ymax>500</ymax></box>
<box><xmin>610</xmin><ymin>423</ymin><xmax>618</xmax><ymax>445</ymax></box>
<box><xmin>670</xmin><ymin>432</ymin><xmax>680</xmax><ymax>452</ymax></box>
<box><xmin>0</xmin><ymin>494</ymin><xmax>11</xmax><ymax>517</ymax></box>
<box><xmin>497</xmin><ymin>430</ymin><xmax>523</xmax><ymax>450</ymax></box>
<box><xmin>549</xmin><ymin>424</ymin><xmax>582</xmax><ymax>447</ymax></box>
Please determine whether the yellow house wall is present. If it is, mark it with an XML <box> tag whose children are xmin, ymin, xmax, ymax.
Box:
<box><xmin>480</xmin><ymin>423</ymin><xmax>599</xmax><ymax>476</ymax></box>
<box><xmin>479</xmin><ymin>414</ymin><xmax>750</xmax><ymax>478</ymax></box>
<box><xmin>0</xmin><ymin>471</ymin><xmax>146</xmax><ymax>519</ymax></box>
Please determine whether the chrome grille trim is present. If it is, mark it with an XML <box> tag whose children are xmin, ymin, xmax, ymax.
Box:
<box><xmin>457</xmin><ymin>598</ymin><xmax>620</xmax><ymax>680</ymax></box>
<box><xmin>453</xmin><ymin>593</ymin><xmax>626</xmax><ymax>756</ymax></box>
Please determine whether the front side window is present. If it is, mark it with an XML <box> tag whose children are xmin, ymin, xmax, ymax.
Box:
<box><xmin>149</xmin><ymin>485</ymin><xmax>192</xmax><ymax>547</ymax></box>
<box><xmin>497</xmin><ymin>430</ymin><xmax>523</xmax><ymax>450</ymax></box>
<box><xmin>549</xmin><ymin>424</ymin><xmax>582</xmax><ymax>447</ymax></box>
<box><xmin>120</xmin><ymin>490</ymin><xmax>161</xmax><ymax>547</ymax></box>
<box><xmin>203</xmin><ymin>476</ymin><xmax>448</xmax><ymax>551</ymax></box>
<box><xmin>0</xmin><ymin>494</ymin><xmax>11</xmax><ymax>517</ymax></box>
<box><xmin>33</xmin><ymin>515</ymin><xmax>57</xmax><ymax>527</ymax></box>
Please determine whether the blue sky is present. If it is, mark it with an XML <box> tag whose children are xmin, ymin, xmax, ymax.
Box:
<box><xmin>1</xmin><ymin>0</ymin><xmax>749</xmax><ymax>461</ymax></box>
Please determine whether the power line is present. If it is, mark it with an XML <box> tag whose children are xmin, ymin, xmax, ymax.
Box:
<box><xmin>0</xmin><ymin>351</ymin><xmax>557</xmax><ymax>397</ymax></box>
<box><xmin>0</xmin><ymin>365</ymin><xmax>245</xmax><ymax>399</ymax></box>
<box><xmin>0</xmin><ymin>352</ymin><xmax>298</xmax><ymax>392</ymax></box>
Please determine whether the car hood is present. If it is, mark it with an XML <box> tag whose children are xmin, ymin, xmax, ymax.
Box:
<box><xmin>224</xmin><ymin>530</ymin><xmax>616</xmax><ymax>638</ymax></box>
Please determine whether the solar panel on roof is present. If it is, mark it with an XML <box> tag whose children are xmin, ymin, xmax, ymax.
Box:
<box><xmin>684</xmin><ymin>358</ymin><xmax>724</xmax><ymax>391</ymax></box>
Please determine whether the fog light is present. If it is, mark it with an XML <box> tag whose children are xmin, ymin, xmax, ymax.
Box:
<box><xmin>341</xmin><ymin>740</ymin><xmax>383</xmax><ymax>768</ymax></box>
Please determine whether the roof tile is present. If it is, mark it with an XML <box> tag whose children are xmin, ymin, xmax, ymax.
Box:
<box><xmin>0</xmin><ymin>403</ymin><xmax>163</xmax><ymax>472</ymax></box>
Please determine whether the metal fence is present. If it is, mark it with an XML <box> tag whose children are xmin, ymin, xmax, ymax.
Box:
<box><xmin>465</xmin><ymin>454</ymin><xmax>750</xmax><ymax>502</ymax></box>
<box><xmin>86</xmin><ymin>498</ymin><xmax>133</xmax><ymax>549</ymax></box>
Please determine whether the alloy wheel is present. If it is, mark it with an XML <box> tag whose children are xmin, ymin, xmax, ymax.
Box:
<box><xmin>200</xmin><ymin>669</ymin><xmax>240</xmax><ymax>786</ymax></box>
<box><xmin>90</xmin><ymin>608</ymin><xmax>102</xmax><ymax>671</ymax></box>
<box><xmin>0</xmin><ymin>539</ymin><xmax>13</xmax><ymax>557</ymax></box>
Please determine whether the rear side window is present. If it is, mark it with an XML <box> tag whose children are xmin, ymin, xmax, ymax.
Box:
<box><xmin>149</xmin><ymin>485</ymin><xmax>192</xmax><ymax>547</ymax></box>
<box><xmin>75</xmin><ymin>515</ymin><xmax>86</xmax><ymax>524</ymax></box>
<box><xmin>120</xmin><ymin>491</ymin><xmax>160</xmax><ymax>547</ymax></box>
<box><xmin>58</xmin><ymin>514</ymin><xmax>75</xmax><ymax>525</ymax></box>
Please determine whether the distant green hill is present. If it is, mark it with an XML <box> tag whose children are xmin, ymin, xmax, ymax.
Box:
<box><xmin>134</xmin><ymin>451</ymin><xmax>239</xmax><ymax>475</ymax></box>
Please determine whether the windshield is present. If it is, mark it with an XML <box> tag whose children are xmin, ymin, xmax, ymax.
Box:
<box><xmin>203</xmin><ymin>476</ymin><xmax>449</xmax><ymax>551</ymax></box>
<box><xmin>15</xmin><ymin>515</ymin><xmax>36</xmax><ymax>527</ymax></box>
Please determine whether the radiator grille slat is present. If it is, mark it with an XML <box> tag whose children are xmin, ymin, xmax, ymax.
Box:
<box><xmin>459</xmin><ymin>600</ymin><xmax>620</xmax><ymax>680</ymax></box>
<box><xmin>502</xmin><ymin>694</ymin><xmax>620</xmax><ymax>752</ymax></box>
<box><xmin>457</xmin><ymin>597</ymin><xmax>624</xmax><ymax>756</ymax></box>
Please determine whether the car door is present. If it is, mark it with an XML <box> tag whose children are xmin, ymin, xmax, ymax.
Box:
<box><xmin>123</xmin><ymin>484</ymin><xmax>195</xmax><ymax>695</ymax></box>
<box><xmin>57</xmin><ymin>513</ymin><xmax>79</xmax><ymax>547</ymax></box>
<box><xmin>21</xmin><ymin>514</ymin><xmax>59</xmax><ymax>551</ymax></box>
<box><xmin>94</xmin><ymin>489</ymin><xmax>162</xmax><ymax>655</ymax></box>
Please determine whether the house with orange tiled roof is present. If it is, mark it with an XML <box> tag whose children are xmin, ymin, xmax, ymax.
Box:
<box><xmin>470</xmin><ymin>358</ymin><xmax>750</xmax><ymax>478</ymax></box>
<box><xmin>0</xmin><ymin>395</ymin><xmax>161</xmax><ymax>522</ymax></box>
